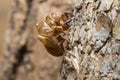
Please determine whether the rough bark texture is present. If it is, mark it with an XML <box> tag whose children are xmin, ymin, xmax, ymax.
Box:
<box><xmin>59</xmin><ymin>0</ymin><xmax>120</xmax><ymax>80</ymax></box>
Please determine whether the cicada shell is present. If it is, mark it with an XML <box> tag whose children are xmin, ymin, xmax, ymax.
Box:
<box><xmin>36</xmin><ymin>12</ymin><xmax>73</xmax><ymax>57</ymax></box>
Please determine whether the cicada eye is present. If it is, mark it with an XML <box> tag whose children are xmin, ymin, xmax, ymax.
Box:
<box><xmin>61</xmin><ymin>14</ymin><xmax>68</xmax><ymax>22</ymax></box>
<box><xmin>60</xmin><ymin>13</ymin><xmax>72</xmax><ymax>26</ymax></box>
<box><xmin>61</xmin><ymin>12</ymin><xmax>73</xmax><ymax>22</ymax></box>
<box><xmin>65</xmin><ymin>12</ymin><xmax>73</xmax><ymax>19</ymax></box>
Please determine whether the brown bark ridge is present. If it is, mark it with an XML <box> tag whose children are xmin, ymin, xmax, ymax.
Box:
<box><xmin>58</xmin><ymin>0</ymin><xmax>120</xmax><ymax>80</ymax></box>
<box><xmin>0</xmin><ymin>0</ymin><xmax>74</xmax><ymax>80</ymax></box>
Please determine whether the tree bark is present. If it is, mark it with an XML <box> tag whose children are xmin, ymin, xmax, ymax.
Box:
<box><xmin>59</xmin><ymin>0</ymin><xmax>120</xmax><ymax>80</ymax></box>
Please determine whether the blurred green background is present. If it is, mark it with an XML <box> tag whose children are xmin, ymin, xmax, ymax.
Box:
<box><xmin>0</xmin><ymin>0</ymin><xmax>11</xmax><ymax>58</ymax></box>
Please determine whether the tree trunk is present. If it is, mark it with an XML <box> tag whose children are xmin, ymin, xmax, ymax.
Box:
<box><xmin>59</xmin><ymin>0</ymin><xmax>120</xmax><ymax>80</ymax></box>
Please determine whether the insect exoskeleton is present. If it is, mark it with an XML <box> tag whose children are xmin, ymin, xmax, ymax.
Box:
<box><xmin>37</xmin><ymin>34</ymin><xmax>64</xmax><ymax>56</ymax></box>
<box><xmin>36</xmin><ymin>12</ymin><xmax>73</xmax><ymax>57</ymax></box>
<box><xmin>45</xmin><ymin>13</ymin><xmax>59</xmax><ymax>29</ymax></box>
<box><xmin>36</xmin><ymin>20</ymin><xmax>54</xmax><ymax>38</ymax></box>
<box><xmin>60</xmin><ymin>12</ymin><xmax>73</xmax><ymax>30</ymax></box>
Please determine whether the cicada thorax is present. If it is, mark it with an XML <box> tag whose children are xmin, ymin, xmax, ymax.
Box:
<box><xmin>36</xmin><ymin>20</ymin><xmax>54</xmax><ymax>38</ymax></box>
<box><xmin>45</xmin><ymin>14</ymin><xmax>57</xmax><ymax>29</ymax></box>
<box><xmin>45</xmin><ymin>14</ymin><xmax>64</xmax><ymax>36</ymax></box>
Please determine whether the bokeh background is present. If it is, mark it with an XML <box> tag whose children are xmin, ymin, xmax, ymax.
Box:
<box><xmin>0</xmin><ymin>0</ymin><xmax>11</xmax><ymax>59</ymax></box>
<box><xmin>0</xmin><ymin>0</ymin><xmax>75</xmax><ymax>80</ymax></box>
